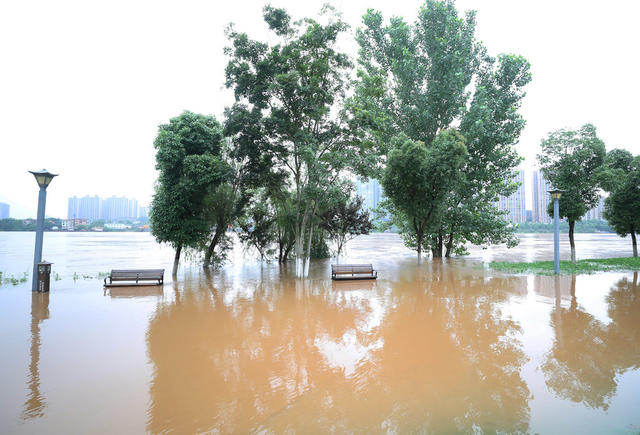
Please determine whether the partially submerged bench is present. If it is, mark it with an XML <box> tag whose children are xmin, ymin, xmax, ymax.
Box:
<box><xmin>104</xmin><ymin>269</ymin><xmax>164</xmax><ymax>287</ymax></box>
<box><xmin>331</xmin><ymin>264</ymin><xmax>377</xmax><ymax>280</ymax></box>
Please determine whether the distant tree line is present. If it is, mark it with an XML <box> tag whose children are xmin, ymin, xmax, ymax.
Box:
<box><xmin>0</xmin><ymin>218</ymin><xmax>149</xmax><ymax>232</ymax></box>
<box><xmin>0</xmin><ymin>218</ymin><xmax>60</xmax><ymax>231</ymax></box>
<box><xmin>515</xmin><ymin>220</ymin><xmax>613</xmax><ymax>234</ymax></box>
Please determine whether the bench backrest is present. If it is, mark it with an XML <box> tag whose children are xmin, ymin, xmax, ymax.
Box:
<box><xmin>110</xmin><ymin>269</ymin><xmax>164</xmax><ymax>279</ymax></box>
<box><xmin>332</xmin><ymin>264</ymin><xmax>374</xmax><ymax>274</ymax></box>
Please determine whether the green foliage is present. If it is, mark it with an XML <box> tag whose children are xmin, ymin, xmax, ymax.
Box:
<box><xmin>0</xmin><ymin>218</ymin><xmax>62</xmax><ymax>231</ymax></box>
<box><xmin>382</xmin><ymin>130</ymin><xmax>467</xmax><ymax>255</ymax></box>
<box><xmin>538</xmin><ymin>124</ymin><xmax>606</xmax><ymax>222</ymax></box>
<box><xmin>150</xmin><ymin>111</ymin><xmax>229</xmax><ymax>270</ymax></box>
<box><xmin>319</xmin><ymin>194</ymin><xmax>373</xmax><ymax>257</ymax></box>
<box><xmin>597</xmin><ymin>151</ymin><xmax>640</xmax><ymax>256</ymax></box>
<box><xmin>224</xmin><ymin>5</ymin><xmax>377</xmax><ymax>274</ymax></box>
<box><xmin>238</xmin><ymin>195</ymin><xmax>277</xmax><ymax>260</ymax></box>
<box><xmin>0</xmin><ymin>271</ymin><xmax>28</xmax><ymax>286</ymax></box>
<box><xmin>490</xmin><ymin>257</ymin><xmax>640</xmax><ymax>275</ymax></box>
<box><xmin>353</xmin><ymin>0</ymin><xmax>530</xmax><ymax>257</ymax></box>
<box><xmin>200</xmin><ymin>145</ymin><xmax>249</xmax><ymax>267</ymax></box>
<box><xmin>309</xmin><ymin>229</ymin><xmax>330</xmax><ymax>259</ymax></box>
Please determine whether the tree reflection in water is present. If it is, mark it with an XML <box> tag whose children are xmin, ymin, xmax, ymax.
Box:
<box><xmin>146</xmin><ymin>262</ymin><xmax>530</xmax><ymax>433</ymax></box>
<box><xmin>543</xmin><ymin>272</ymin><xmax>640</xmax><ymax>410</ymax></box>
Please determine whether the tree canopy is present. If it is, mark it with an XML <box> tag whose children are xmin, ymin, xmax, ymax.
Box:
<box><xmin>352</xmin><ymin>0</ymin><xmax>531</xmax><ymax>257</ymax></box>
<box><xmin>598</xmin><ymin>150</ymin><xmax>640</xmax><ymax>257</ymax></box>
<box><xmin>150</xmin><ymin>111</ymin><xmax>229</xmax><ymax>274</ymax></box>
<box><xmin>537</xmin><ymin>123</ymin><xmax>606</xmax><ymax>261</ymax></box>
<box><xmin>382</xmin><ymin>131</ymin><xmax>467</xmax><ymax>257</ymax></box>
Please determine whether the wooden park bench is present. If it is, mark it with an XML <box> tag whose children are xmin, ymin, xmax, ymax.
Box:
<box><xmin>331</xmin><ymin>264</ymin><xmax>377</xmax><ymax>280</ymax></box>
<box><xmin>103</xmin><ymin>269</ymin><xmax>164</xmax><ymax>287</ymax></box>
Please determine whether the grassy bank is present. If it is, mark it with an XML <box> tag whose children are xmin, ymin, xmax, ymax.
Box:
<box><xmin>490</xmin><ymin>257</ymin><xmax>640</xmax><ymax>275</ymax></box>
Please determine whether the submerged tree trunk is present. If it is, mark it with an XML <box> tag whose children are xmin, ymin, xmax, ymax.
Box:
<box><xmin>445</xmin><ymin>226</ymin><xmax>455</xmax><ymax>258</ymax></box>
<box><xmin>432</xmin><ymin>234</ymin><xmax>443</xmax><ymax>258</ymax></box>
<box><xmin>631</xmin><ymin>225</ymin><xmax>637</xmax><ymax>258</ymax></box>
<box><xmin>568</xmin><ymin>220</ymin><xmax>576</xmax><ymax>263</ymax></box>
<box><xmin>172</xmin><ymin>244</ymin><xmax>182</xmax><ymax>276</ymax></box>
<box><xmin>283</xmin><ymin>242</ymin><xmax>293</xmax><ymax>263</ymax></box>
<box><xmin>304</xmin><ymin>223</ymin><xmax>315</xmax><ymax>276</ymax></box>
<box><xmin>203</xmin><ymin>225</ymin><xmax>224</xmax><ymax>267</ymax></box>
<box><xmin>414</xmin><ymin>218</ymin><xmax>423</xmax><ymax>259</ymax></box>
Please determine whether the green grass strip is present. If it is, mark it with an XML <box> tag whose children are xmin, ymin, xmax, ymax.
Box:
<box><xmin>489</xmin><ymin>257</ymin><xmax>640</xmax><ymax>275</ymax></box>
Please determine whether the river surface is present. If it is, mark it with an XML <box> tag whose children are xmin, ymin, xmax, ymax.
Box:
<box><xmin>0</xmin><ymin>232</ymin><xmax>639</xmax><ymax>434</ymax></box>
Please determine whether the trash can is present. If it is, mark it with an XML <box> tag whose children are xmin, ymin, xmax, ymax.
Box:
<box><xmin>36</xmin><ymin>261</ymin><xmax>53</xmax><ymax>293</ymax></box>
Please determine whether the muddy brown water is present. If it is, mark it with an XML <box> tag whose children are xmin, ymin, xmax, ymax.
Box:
<box><xmin>1</xmin><ymin>232</ymin><xmax>639</xmax><ymax>433</ymax></box>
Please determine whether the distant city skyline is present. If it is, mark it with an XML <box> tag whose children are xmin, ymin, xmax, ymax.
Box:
<box><xmin>495</xmin><ymin>170</ymin><xmax>527</xmax><ymax>223</ymax></box>
<box><xmin>67</xmin><ymin>195</ymin><xmax>145</xmax><ymax>221</ymax></box>
<box><xmin>497</xmin><ymin>169</ymin><xmax>605</xmax><ymax>223</ymax></box>
<box><xmin>355</xmin><ymin>178</ymin><xmax>384</xmax><ymax>216</ymax></box>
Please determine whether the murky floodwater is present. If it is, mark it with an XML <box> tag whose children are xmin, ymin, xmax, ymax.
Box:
<box><xmin>1</xmin><ymin>232</ymin><xmax>639</xmax><ymax>434</ymax></box>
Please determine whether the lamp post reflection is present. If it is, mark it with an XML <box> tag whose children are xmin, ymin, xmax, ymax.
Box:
<box><xmin>22</xmin><ymin>291</ymin><xmax>50</xmax><ymax>419</ymax></box>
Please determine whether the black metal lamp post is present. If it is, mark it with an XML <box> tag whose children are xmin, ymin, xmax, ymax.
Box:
<box><xmin>29</xmin><ymin>170</ymin><xmax>57</xmax><ymax>291</ymax></box>
<box><xmin>548</xmin><ymin>188</ymin><xmax>564</xmax><ymax>274</ymax></box>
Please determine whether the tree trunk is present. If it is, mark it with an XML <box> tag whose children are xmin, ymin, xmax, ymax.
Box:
<box><xmin>568</xmin><ymin>220</ymin><xmax>576</xmax><ymax>263</ymax></box>
<box><xmin>283</xmin><ymin>242</ymin><xmax>293</xmax><ymax>263</ymax></box>
<box><xmin>416</xmin><ymin>231</ymin><xmax>423</xmax><ymax>258</ymax></box>
<box><xmin>204</xmin><ymin>225</ymin><xmax>224</xmax><ymax>267</ymax></box>
<box><xmin>336</xmin><ymin>237</ymin><xmax>344</xmax><ymax>263</ymax></box>
<box><xmin>631</xmin><ymin>226</ymin><xmax>637</xmax><ymax>258</ymax></box>
<box><xmin>172</xmin><ymin>244</ymin><xmax>182</xmax><ymax>276</ymax></box>
<box><xmin>445</xmin><ymin>230</ymin><xmax>454</xmax><ymax>258</ymax></box>
<box><xmin>304</xmin><ymin>223</ymin><xmax>315</xmax><ymax>276</ymax></box>
<box><xmin>432</xmin><ymin>234</ymin><xmax>443</xmax><ymax>258</ymax></box>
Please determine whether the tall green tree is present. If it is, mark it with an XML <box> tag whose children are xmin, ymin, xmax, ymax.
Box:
<box><xmin>352</xmin><ymin>0</ymin><xmax>530</xmax><ymax>258</ymax></box>
<box><xmin>537</xmin><ymin>124</ymin><xmax>606</xmax><ymax>262</ymax></box>
<box><xmin>224</xmin><ymin>5</ymin><xmax>374</xmax><ymax>276</ymax></box>
<box><xmin>382</xmin><ymin>131</ymin><xmax>467</xmax><ymax>257</ymax></box>
<box><xmin>150</xmin><ymin>111</ymin><xmax>227</xmax><ymax>275</ymax></box>
<box><xmin>319</xmin><ymin>195</ymin><xmax>373</xmax><ymax>260</ymax></box>
<box><xmin>597</xmin><ymin>150</ymin><xmax>640</xmax><ymax>257</ymax></box>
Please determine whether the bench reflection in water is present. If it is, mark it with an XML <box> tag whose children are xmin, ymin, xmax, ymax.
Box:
<box><xmin>105</xmin><ymin>286</ymin><xmax>165</xmax><ymax>298</ymax></box>
<box><xmin>331</xmin><ymin>279</ymin><xmax>376</xmax><ymax>292</ymax></box>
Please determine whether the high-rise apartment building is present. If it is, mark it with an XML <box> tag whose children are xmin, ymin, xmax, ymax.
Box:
<box><xmin>0</xmin><ymin>202</ymin><xmax>9</xmax><ymax>219</ymax></box>
<box><xmin>532</xmin><ymin>170</ymin><xmax>552</xmax><ymax>223</ymax></box>
<box><xmin>101</xmin><ymin>196</ymin><xmax>134</xmax><ymax>220</ymax></box>
<box><xmin>68</xmin><ymin>195</ymin><xmax>101</xmax><ymax>220</ymax></box>
<box><xmin>584</xmin><ymin>197</ymin><xmax>605</xmax><ymax>220</ymax></box>
<box><xmin>355</xmin><ymin>178</ymin><xmax>384</xmax><ymax>214</ymax></box>
<box><xmin>68</xmin><ymin>195</ymin><xmax>139</xmax><ymax>220</ymax></box>
<box><xmin>495</xmin><ymin>170</ymin><xmax>526</xmax><ymax>223</ymax></box>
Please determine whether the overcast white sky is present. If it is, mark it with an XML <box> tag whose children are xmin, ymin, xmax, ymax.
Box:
<box><xmin>1</xmin><ymin>0</ymin><xmax>639</xmax><ymax>218</ymax></box>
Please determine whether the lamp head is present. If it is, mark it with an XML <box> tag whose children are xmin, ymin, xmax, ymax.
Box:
<box><xmin>548</xmin><ymin>188</ymin><xmax>564</xmax><ymax>200</ymax></box>
<box><xmin>29</xmin><ymin>169</ymin><xmax>58</xmax><ymax>189</ymax></box>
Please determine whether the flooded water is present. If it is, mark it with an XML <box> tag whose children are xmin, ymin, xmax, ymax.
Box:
<box><xmin>1</xmin><ymin>232</ymin><xmax>639</xmax><ymax>434</ymax></box>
